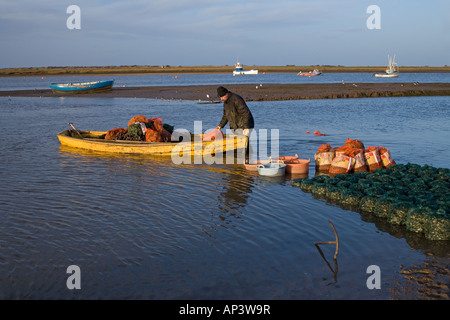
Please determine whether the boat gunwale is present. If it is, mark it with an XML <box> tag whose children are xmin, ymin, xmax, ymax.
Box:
<box><xmin>58</xmin><ymin>130</ymin><xmax>182</xmax><ymax>147</ymax></box>
<box><xmin>57</xmin><ymin>129</ymin><xmax>245</xmax><ymax>149</ymax></box>
<box><xmin>50</xmin><ymin>80</ymin><xmax>114</xmax><ymax>87</ymax></box>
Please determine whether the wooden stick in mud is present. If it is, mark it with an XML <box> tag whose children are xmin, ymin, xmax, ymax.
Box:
<box><xmin>314</xmin><ymin>220</ymin><xmax>339</xmax><ymax>260</ymax></box>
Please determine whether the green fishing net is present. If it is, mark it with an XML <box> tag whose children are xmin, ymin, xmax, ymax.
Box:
<box><xmin>407</xmin><ymin>207</ymin><xmax>432</xmax><ymax>233</ymax></box>
<box><xmin>424</xmin><ymin>210</ymin><xmax>450</xmax><ymax>240</ymax></box>
<box><xmin>290</xmin><ymin>163</ymin><xmax>449</xmax><ymax>240</ymax></box>
<box><xmin>127</xmin><ymin>123</ymin><xmax>144</xmax><ymax>138</ymax></box>
<box><xmin>359</xmin><ymin>196</ymin><xmax>379</xmax><ymax>214</ymax></box>
<box><xmin>340</xmin><ymin>189</ymin><xmax>364</xmax><ymax>208</ymax></box>
<box><xmin>388</xmin><ymin>201</ymin><xmax>414</xmax><ymax>225</ymax></box>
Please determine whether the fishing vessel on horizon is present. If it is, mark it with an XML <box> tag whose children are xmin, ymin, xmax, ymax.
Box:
<box><xmin>232</xmin><ymin>62</ymin><xmax>258</xmax><ymax>75</ymax></box>
<box><xmin>297</xmin><ymin>69</ymin><xmax>322</xmax><ymax>76</ymax></box>
<box><xmin>373</xmin><ymin>55</ymin><xmax>399</xmax><ymax>78</ymax></box>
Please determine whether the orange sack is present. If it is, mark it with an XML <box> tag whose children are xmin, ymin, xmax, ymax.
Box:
<box><xmin>378</xmin><ymin>146</ymin><xmax>396</xmax><ymax>168</ymax></box>
<box><xmin>334</xmin><ymin>145</ymin><xmax>354</xmax><ymax>156</ymax></box>
<box><xmin>128</xmin><ymin>115</ymin><xmax>151</xmax><ymax>127</ymax></box>
<box><xmin>105</xmin><ymin>127</ymin><xmax>127</xmax><ymax>140</ymax></box>
<box><xmin>352</xmin><ymin>149</ymin><xmax>368</xmax><ymax>172</ymax></box>
<box><xmin>149</xmin><ymin>117</ymin><xmax>164</xmax><ymax>131</ymax></box>
<box><xmin>346</xmin><ymin>147</ymin><xmax>364</xmax><ymax>158</ymax></box>
<box><xmin>329</xmin><ymin>155</ymin><xmax>355</xmax><ymax>175</ymax></box>
<box><xmin>318</xmin><ymin>143</ymin><xmax>332</xmax><ymax>152</ymax></box>
<box><xmin>154</xmin><ymin>117</ymin><xmax>172</xmax><ymax>142</ymax></box>
<box><xmin>344</xmin><ymin>138</ymin><xmax>365</xmax><ymax>150</ymax></box>
<box><xmin>314</xmin><ymin>149</ymin><xmax>335</xmax><ymax>172</ymax></box>
<box><xmin>364</xmin><ymin>146</ymin><xmax>383</xmax><ymax>171</ymax></box>
<box><xmin>145</xmin><ymin>128</ymin><xmax>163</xmax><ymax>142</ymax></box>
<box><xmin>144</xmin><ymin>117</ymin><xmax>172</xmax><ymax>142</ymax></box>
<box><xmin>333</xmin><ymin>146</ymin><xmax>367</xmax><ymax>173</ymax></box>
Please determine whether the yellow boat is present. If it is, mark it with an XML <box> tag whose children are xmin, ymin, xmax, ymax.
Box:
<box><xmin>57</xmin><ymin>129</ymin><xmax>248</xmax><ymax>157</ymax></box>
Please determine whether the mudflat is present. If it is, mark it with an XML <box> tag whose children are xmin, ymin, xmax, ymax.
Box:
<box><xmin>1</xmin><ymin>82</ymin><xmax>449</xmax><ymax>101</ymax></box>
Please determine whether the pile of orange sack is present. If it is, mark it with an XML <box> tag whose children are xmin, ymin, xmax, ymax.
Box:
<box><xmin>104</xmin><ymin>115</ymin><xmax>174</xmax><ymax>142</ymax></box>
<box><xmin>314</xmin><ymin>138</ymin><xmax>396</xmax><ymax>175</ymax></box>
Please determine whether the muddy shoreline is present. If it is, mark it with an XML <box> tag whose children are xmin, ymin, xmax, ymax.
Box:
<box><xmin>1</xmin><ymin>82</ymin><xmax>449</xmax><ymax>101</ymax></box>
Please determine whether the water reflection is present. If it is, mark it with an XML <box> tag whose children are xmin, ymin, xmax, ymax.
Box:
<box><xmin>315</xmin><ymin>245</ymin><xmax>339</xmax><ymax>284</ymax></box>
<box><xmin>314</xmin><ymin>221</ymin><xmax>340</xmax><ymax>284</ymax></box>
<box><xmin>359</xmin><ymin>211</ymin><xmax>450</xmax><ymax>257</ymax></box>
<box><xmin>218</xmin><ymin>171</ymin><xmax>254</xmax><ymax>211</ymax></box>
<box><xmin>59</xmin><ymin>144</ymin><xmax>259</xmax><ymax>227</ymax></box>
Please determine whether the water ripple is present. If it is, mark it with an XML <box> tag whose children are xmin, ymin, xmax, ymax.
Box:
<box><xmin>0</xmin><ymin>95</ymin><xmax>448</xmax><ymax>299</ymax></box>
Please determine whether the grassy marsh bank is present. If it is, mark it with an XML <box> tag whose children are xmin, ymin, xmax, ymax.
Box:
<box><xmin>1</xmin><ymin>65</ymin><xmax>449</xmax><ymax>77</ymax></box>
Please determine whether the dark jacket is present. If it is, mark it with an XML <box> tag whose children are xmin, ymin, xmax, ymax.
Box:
<box><xmin>218</xmin><ymin>92</ymin><xmax>254</xmax><ymax>130</ymax></box>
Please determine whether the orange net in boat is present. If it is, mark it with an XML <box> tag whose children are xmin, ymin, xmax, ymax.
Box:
<box><xmin>105</xmin><ymin>127</ymin><xmax>127</xmax><ymax>140</ymax></box>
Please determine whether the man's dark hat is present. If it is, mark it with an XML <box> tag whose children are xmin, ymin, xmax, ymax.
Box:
<box><xmin>217</xmin><ymin>86</ymin><xmax>229</xmax><ymax>97</ymax></box>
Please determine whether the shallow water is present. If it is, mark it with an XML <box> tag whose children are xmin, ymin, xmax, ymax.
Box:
<box><xmin>0</xmin><ymin>72</ymin><xmax>449</xmax><ymax>91</ymax></box>
<box><xmin>0</xmin><ymin>93</ymin><xmax>449</xmax><ymax>300</ymax></box>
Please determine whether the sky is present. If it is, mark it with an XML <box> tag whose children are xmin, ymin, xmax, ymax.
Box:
<box><xmin>0</xmin><ymin>0</ymin><xmax>449</xmax><ymax>68</ymax></box>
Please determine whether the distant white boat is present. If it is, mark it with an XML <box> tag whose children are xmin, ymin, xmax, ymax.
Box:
<box><xmin>374</xmin><ymin>54</ymin><xmax>399</xmax><ymax>78</ymax></box>
<box><xmin>233</xmin><ymin>62</ymin><xmax>258</xmax><ymax>75</ymax></box>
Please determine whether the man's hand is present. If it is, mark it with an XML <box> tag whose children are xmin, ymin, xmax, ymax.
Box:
<box><xmin>243</xmin><ymin>128</ymin><xmax>249</xmax><ymax>136</ymax></box>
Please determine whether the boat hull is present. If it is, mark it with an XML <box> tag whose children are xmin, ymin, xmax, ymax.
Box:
<box><xmin>297</xmin><ymin>72</ymin><xmax>321</xmax><ymax>76</ymax></box>
<box><xmin>374</xmin><ymin>73</ymin><xmax>399</xmax><ymax>78</ymax></box>
<box><xmin>50</xmin><ymin>80</ymin><xmax>114</xmax><ymax>94</ymax></box>
<box><xmin>57</xmin><ymin>130</ymin><xmax>247</xmax><ymax>157</ymax></box>
<box><xmin>233</xmin><ymin>70</ymin><xmax>259</xmax><ymax>75</ymax></box>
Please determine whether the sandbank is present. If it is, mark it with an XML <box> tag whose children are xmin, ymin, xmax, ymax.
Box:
<box><xmin>1</xmin><ymin>82</ymin><xmax>449</xmax><ymax>101</ymax></box>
